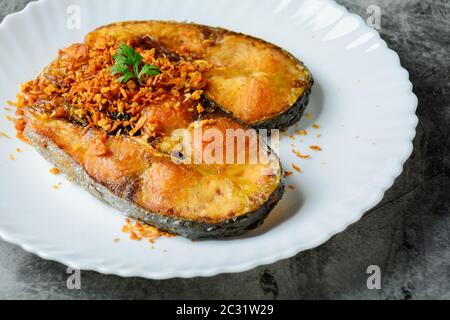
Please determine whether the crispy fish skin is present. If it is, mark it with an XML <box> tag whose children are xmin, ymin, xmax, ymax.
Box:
<box><xmin>86</xmin><ymin>20</ymin><xmax>314</xmax><ymax>129</ymax></box>
<box><xmin>24</xmin><ymin>116</ymin><xmax>283</xmax><ymax>239</ymax></box>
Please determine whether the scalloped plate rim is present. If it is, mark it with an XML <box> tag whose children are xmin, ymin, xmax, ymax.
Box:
<box><xmin>0</xmin><ymin>0</ymin><xmax>418</xmax><ymax>279</ymax></box>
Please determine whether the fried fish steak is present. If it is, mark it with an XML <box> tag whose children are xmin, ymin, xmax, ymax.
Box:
<box><xmin>86</xmin><ymin>21</ymin><xmax>314</xmax><ymax>129</ymax></box>
<box><xmin>23</xmin><ymin>113</ymin><xmax>283</xmax><ymax>239</ymax></box>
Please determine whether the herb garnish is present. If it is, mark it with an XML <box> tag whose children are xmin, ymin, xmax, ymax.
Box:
<box><xmin>110</xmin><ymin>44</ymin><xmax>161</xmax><ymax>84</ymax></box>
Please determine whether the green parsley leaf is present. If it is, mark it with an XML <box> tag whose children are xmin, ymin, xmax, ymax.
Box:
<box><xmin>138</xmin><ymin>64</ymin><xmax>161</xmax><ymax>78</ymax></box>
<box><xmin>118</xmin><ymin>72</ymin><xmax>136</xmax><ymax>83</ymax></box>
<box><xmin>110</xmin><ymin>63</ymin><xmax>130</xmax><ymax>76</ymax></box>
<box><xmin>110</xmin><ymin>43</ymin><xmax>161</xmax><ymax>84</ymax></box>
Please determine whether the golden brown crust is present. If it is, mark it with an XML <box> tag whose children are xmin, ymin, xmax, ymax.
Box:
<box><xmin>24</xmin><ymin>113</ymin><xmax>281</xmax><ymax>224</ymax></box>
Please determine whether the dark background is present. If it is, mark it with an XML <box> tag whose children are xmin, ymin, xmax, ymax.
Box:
<box><xmin>0</xmin><ymin>0</ymin><xmax>448</xmax><ymax>299</ymax></box>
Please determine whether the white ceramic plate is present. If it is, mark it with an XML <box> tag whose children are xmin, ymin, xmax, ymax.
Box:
<box><xmin>0</xmin><ymin>0</ymin><xmax>417</xmax><ymax>279</ymax></box>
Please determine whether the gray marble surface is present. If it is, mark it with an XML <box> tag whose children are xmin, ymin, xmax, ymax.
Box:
<box><xmin>0</xmin><ymin>0</ymin><xmax>448</xmax><ymax>300</ymax></box>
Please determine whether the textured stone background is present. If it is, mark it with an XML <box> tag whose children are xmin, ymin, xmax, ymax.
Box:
<box><xmin>0</xmin><ymin>0</ymin><xmax>448</xmax><ymax>300</ymax></box>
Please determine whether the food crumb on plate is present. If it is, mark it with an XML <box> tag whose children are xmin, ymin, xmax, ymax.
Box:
<box><xmin>0</xmin><ymin>131</ymin><xmax>11</xmax><ymax>139</ymax></box>
<box><xmin>5</xmin><ymin>115</ymin><xmax>13</xmax><ymax>122</ymax></box>
<box><xmin>113</xmin><ymin>238</ymin><xmax>121</xmax><ymax>243</ymax></box>
<box><xmin>52</xmin><ymin>182</ymin><xmax>62</xmax><ymax>189</ymax></box>
<box><xmin>292</xmin><ymin>149</ymin><xmax>310</xmax><ymax>159</ymax></box>
<box><xmin>305</xmin><ymin>113</ymin><xmax>312</xmax><ymax>119</ymax></box>
<box><xmin>312</xmin><ymin>124</ymin><xmax>320</xmax><ymax>129</ymax></box>
<box><xmin>49</xmin><ymin>167</ymin><xmax>60</xmax><ymax>175</ymax></box>
<box><xmin>284</xmin><ymin>171</ymin><xmax>293</xmax><ymax>178</ymax></box>
<box><xmin>9</xmin><ymin>153</ymin><xmax>15</xmax><ymax>160</ymax></box>
<box><xmin>292</xmin><ymin>163</ymin><xmax>302</xmax><ymax>173</ymax></box>
<box><xmin>16</xmin><ymin>147</ymin><xmax>22</xmax><ymax>153</ymax></box>
<box><xmin>122</xmin><ymin>218</ymin><xmax>174</xmax><ymax>243</ymax></box>
<box><xmin>288</xmin><ymin>185</ymin><xmax>296</xmax><ymax>190</ymax></box>
<box><xmin>310</xmin><ymin>145</ymin><xmax>322</xmax><ymax>151</ymax></box>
